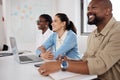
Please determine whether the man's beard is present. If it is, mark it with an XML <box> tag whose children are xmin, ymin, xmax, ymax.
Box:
<box><xmin>87</xmin><ymin>14</ymin><xmax>102</xmax><ymax>25</ymax></box>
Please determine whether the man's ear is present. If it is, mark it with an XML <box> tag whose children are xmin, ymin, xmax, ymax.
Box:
<box><xmin>106</xmin><ymin>8</ymin><xmax>111</xmax><ymax>16</ymax></box>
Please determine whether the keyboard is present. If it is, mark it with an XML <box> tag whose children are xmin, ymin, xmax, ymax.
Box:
<box><xmin>19</xmin><ymin>56</ymin><xmax>33</xmax><ymax>61</ymax></box>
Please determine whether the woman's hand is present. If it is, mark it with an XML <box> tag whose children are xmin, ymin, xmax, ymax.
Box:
<box><xmin>38</xmin><ymin>61</ymin><xmax>61</xmax><ymax>76</ymax></box>
<box><xmin>40</xmin><ymin>51</ymin><xmax>54</xmax><ymax>60</ymax></box>
<box><xmin>57</xmin><ymin>55</ymin><xmax>68</xmax><ymax>62</ymax></box>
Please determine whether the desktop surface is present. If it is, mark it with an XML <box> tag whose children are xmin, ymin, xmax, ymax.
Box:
<box><xmin>0</xmin><ymin>56</ymin><xmax>97</xmax><ymax>80</ymax></box>
<box><xmin>0</xmin><ymin>56</ymin><xmax>51</xmax><ymax>80</ymax></box>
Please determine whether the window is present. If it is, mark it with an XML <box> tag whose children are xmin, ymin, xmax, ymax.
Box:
<box><xmin>81</xmin><ymin>0</ymin><xmax>120</xmax><ymax>34</ymax></box>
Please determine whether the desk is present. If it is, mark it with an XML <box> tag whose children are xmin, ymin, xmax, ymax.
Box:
<box><xmin>0</xmin><ymin>56</ymin><xmax>97</xmax><ymax>80</ymax></box>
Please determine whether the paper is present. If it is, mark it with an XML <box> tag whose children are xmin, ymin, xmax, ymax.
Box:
<box><xmin>49</xmin><ymin>70</ymin><xmax>97</xmax><ymax>80</ymax></box>
<box><xmin>49</xmin><ymin>70</ymin><xmax>79</xmax><ymax>80</ymax></box>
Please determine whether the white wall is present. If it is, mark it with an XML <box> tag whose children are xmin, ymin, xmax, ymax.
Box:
<box><xmin>0</xmin><ymin>5</ymin><xmax>7</xmax><ymax>50</ymax></box>
<box><xmin>2</xmin><ymin>0</ymin><xmax>13</xmax><ymax>51</ymax></box>
<box><xmin>57</xmin><ymin>0</ymin><xmax>80</xmax><ymax>34</ymax></box>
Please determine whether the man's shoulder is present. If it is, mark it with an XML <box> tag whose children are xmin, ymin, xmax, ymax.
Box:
<box><xmin>114</xmin><ymin>21</ymin><xmax>120</xmax><ymax>26</ymax></box>
<box><xmin>112</xmin><ymin>21</ymin><xmax>120</xmax><ymax>32</ymax></box>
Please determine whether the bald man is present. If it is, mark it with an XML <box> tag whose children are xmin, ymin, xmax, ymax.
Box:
<box><xmin>38</xmin><ymin>0</ymin><xmax>120</xmax><ymax>80</ymax></box>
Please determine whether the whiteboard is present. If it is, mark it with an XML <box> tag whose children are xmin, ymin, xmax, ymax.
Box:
<box><xmin>10</xmin><ymin>0</ymin><xmax>56</xmax><ymax>51</ymax></box>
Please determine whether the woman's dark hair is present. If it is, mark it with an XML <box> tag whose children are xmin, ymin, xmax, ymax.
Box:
<box><xmin>55</xmin><ymin>13</ymin><xmax>77</xmax><ymax>34</ymax></box>
<box><xmin>39</xmin><ymin>14</ymin><xmax>52</xmax><ymax>30</ymax></box>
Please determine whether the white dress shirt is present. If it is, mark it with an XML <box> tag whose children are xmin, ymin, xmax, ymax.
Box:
<box><xmin>56</xmin><ymin>30</ymin><xmax>67</xmax><ymax>50</ymax></box>
<box><xmin>36</xmin><ymin>28</ymin><xmax>53</xmax><ymax>49</ymax></box>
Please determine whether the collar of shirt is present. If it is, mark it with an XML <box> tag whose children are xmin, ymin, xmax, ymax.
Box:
<box><xmin>94</xmin><ymin>17</ymin><xmax>116</xmax><ymax>37</ymax></box>
<box><xmin>56</xmin><ymin>30</ymin><xmax>68</xmax><ymax>50</ymax></box>
<box><xmin>42</xmin><ymin>28</ymin><xmax>53</xmax><ymax>37</ymax></box>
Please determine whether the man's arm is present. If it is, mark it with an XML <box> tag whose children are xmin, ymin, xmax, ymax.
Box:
<box><xmin>38</xmin><ymin>60</ymin><xmax>89</xmax><ymax>76</ymax></box>
<box><xmin>67</xmin><ymin>60</ymin><xmax>89</xmax><ymax>74</ymax></box>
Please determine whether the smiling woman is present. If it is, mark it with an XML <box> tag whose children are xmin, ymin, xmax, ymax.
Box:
<box><xmin>81</xmin><ymin>0</ymin><xmax>120</xmax><ymax>34</ymax></box>
<box><xmin>36</xmin><ymin>13</ymin><xmax>81</xmax><ymax>60</ymax></box>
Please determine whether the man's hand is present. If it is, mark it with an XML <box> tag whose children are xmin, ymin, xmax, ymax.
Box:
<box><xmin>38</xmin><ymin>61</ymin><xmax>61</xmax><ymax>76</ymax></box>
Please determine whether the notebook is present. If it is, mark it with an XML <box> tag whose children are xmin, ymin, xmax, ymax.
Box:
<box><xmin>9</xmin><ymin>37</ymin><xmax>44</xmax><ymax>64</ymax></box>
<box><xmin>49</xmin><ymin>71</ymin><xmax>97</xmax><ymax>80</ymax></box>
